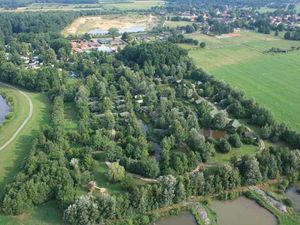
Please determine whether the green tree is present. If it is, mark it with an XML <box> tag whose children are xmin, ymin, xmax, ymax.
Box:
<box><xmin>108</xmin><ymin>162</ymin><xmax>125</xmax><ymax>183</ymax></box>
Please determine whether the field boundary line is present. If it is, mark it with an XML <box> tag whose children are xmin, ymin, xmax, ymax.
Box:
<box><xmin>0</xmin><ymin>82</ymin><xmax>33</xmax><ymax>151</ymax></box>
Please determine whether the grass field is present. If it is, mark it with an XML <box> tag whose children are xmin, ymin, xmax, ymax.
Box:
<box><xmin>164</xmin><ymin>20</ymin><xmax>194</xmax><ymax>28</ymax></box>
<box><xmin>258</xmin><ymin>4</ymin><xmax>300</xmax><ymax>13</ymax></box>
<box><xmin>208</xmin><ymin>144</ymin><xmax>258</xmax><ymax>164</ymax></box>
<box><xmin>182</xmin><ymin>30</ymin><xmax>300</xmax><ymax>132</ymax></box>
<box><xmin>0</xmin><ymin>85</ymin><xmax>29</xmax><ymax>149</ymax></box>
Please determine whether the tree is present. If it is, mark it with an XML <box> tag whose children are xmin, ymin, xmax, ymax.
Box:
<box><xmin>212</xmin><ymin>112</ymin><xmax>227</xmax><ymax>129</ymax></box>
<box><xmin>228</xmin><ymin>133</ymin><xmax>242</xmax><ymax>148</ymax></box>
<box><xmin>108</xmin><ymin>27</ymin><xmax>119</xmax><ymax>40</ymax></box>
<box><xmin>239</xmin><ymin>156</ymin><xmax>262</xmax><ymax>185</ymax></box>
<box><xmin>216</xmin><ymin>138</ymin><xmax>231</xmax><ymax>153</ymax></box>
<box><xmin>200</xmin><ymin>42</ymin><xmax>206</xmax><ymax>48</ymax></box>
<box><xmin>108</xmin><ymin>162</ymin><xmax>125</xmax><ymax>183</ymax></box>
<box><xmin>63</xmin><ymin>194</ymin><xmax>98</xmax><ymax>225</ymax></box>
<box><xmin>121</xmin><ymin>32</ymin><xmax>132</xmax><ymax>42</ymax></box>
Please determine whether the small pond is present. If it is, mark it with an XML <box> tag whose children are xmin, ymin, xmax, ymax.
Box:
<box><xmin>0</xmin><ymin>95</ymin><xmax>10</xmax><ymax>123</ymax></box>
<box><xmin>212</xmin><ymin>197</ymin><xmax>277</xmax><ymax>225</ymax></box>
<box><xmin>154</xmin><ymin>211</ymin><xmax>197</xmax><ymax>225</ymax></box>
<box><xmin>88</xmin><ymin>25</ymin><xmax>146</xmax><ymax>35</ymax></box>
<box><xmin>285</xmin><ymin>187</ymin><xmax>300</xmax><ymax>212</ymax></box>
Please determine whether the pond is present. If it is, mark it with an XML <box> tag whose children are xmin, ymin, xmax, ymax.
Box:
<box><xmin>212</xmin><ymin>197</ymin><xmax>277</xmax><ymax>225</ymax></box>
<box><xmin>154</xmin><ymin>211</ymin><xmax>197</xmax><ymax>225</ymax></box>
<box><xmin>88</xmin><ymin>25</ymin><xmax>146</xmax><ymax>35</ymax></box>
<box><xmin>285</xmin><ymin>187</ymin><xmax>300</xmax><ymax>212</ymax></box>
<box><xmin>0</xmin><ymin>95</ymin><xmax>10</xmax><ymax>124</ymax></box>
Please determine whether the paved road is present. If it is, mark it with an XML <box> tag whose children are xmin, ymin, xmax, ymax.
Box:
<box><xmin>0</xmin><ymin>82</ymin><xmax>33</xmax><ymax>151</ymax></box>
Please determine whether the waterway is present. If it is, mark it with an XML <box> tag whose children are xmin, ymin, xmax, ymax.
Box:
<box><xmin>0</xmin><ymin>95</ymin><xmax>10</xmax><ymax>124</ymax></box>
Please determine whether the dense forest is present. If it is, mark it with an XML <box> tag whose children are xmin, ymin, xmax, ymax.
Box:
<box><xmin>0</xmin><ymin>0</ymin><xmax>98</xmax><ymax>8</ymax></box>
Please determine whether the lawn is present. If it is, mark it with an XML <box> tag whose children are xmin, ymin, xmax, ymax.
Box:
<box><xmin>164</xmin><ymin>20</ymin><xmax>194</xmax><ymax>28</ymax></box>
<box><xmin>0</xmin><ymin>84</ymin><xmax>29</xmax><ymax>148</ymax></box>
<box><xmin>183</xmin><ymin>30</ymin><xmax>300</xmax><ymax>132</ymax></box>
<box><xmin>208</xmin><ymin>144</ymin><xmax>258</xmax><ymax>164</ymax></box>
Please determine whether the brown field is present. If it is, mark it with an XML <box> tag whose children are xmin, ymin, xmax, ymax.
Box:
<box><xmin>62</xmin><ymin>14</ymin><xmax>158</xmax><ymax>36</ymax></box>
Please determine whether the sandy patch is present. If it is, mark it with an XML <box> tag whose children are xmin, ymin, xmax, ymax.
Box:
<box><xmin>63</xmin><ymin>14</ymin><xmax>157</xmax><ymax>36</ymax></box>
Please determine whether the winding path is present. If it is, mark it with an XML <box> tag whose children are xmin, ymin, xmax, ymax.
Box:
<box><xmin>0</xmin><ymin>82</ymin><xmax>33</xmax><ymax>151</ymax></box>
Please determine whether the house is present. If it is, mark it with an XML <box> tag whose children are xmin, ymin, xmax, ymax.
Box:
<box><xmin>227</xmin><ymin>119</ymin><xmax>241</xmax><ymax>131</ymax></box>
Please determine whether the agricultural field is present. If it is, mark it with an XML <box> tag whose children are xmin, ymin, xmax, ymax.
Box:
<box><xmin>258</xmin><ymin>3</ymin><xmax>300</xmax><ymax>13</ymax></box>
<box><xmin>182</xmin><ymin>30</ymin><xmax>300</xmax><ymax>132</ymax></box>
<box><xmin>102</xmin><ymin>0</ymin><xmax>164</xmax><ymax>10</ymax></box>
<box><xmin>0</xmin><ymin>0</ymin><xmax>164</xmax><ymax>12</ymax></box>
<box><xmin>62</xmin><ymin>14</ymin><xmax>158</xmax><ymax>36</ymax></box>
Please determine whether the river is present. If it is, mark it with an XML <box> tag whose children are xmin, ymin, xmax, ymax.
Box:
<box><xmin>0</xmin><ymin>95</ymin><xmax>10</xmax><ymax>123</ymax></box>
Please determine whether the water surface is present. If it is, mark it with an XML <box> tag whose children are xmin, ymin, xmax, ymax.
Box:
<box><xmin>88</xmin><ymin>25</ymin><xmax>146</xmax><ymax>35</ymax></box>
<box><xmin>0</xmin><ymin>95</ymin><xmax>10</xmax><ymax>123</ymax></box>
<box><xmin>285</xmin><ymin>187</ymin><xmax>300</xmax><ymax>212</ymax></box>
<box><xmin>212</xmin><ymin>197</ymin><xmax>277</xmax><ymax>225</ymax></box>
<box><xmin>155</xmin><ymin>211</ymin><xmax>197</xmax><ymax>225</ymax></box>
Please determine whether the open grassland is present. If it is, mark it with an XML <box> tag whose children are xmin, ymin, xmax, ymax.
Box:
<box><xmin>62</xmin><ymin>14</ymin><xmax>158</xmax><ymax>36</ymax></box>
<box><xmin>182</xmin><ymin>30</ymin><xmax>300</xmax><ymax>132</ymax></box>
<box><xmin>208</xmin><ymin>145</ymin><xmax>258</xmax><ymax>164</ymax></box>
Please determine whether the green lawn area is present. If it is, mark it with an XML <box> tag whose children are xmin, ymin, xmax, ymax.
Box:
<box><xmin>64</xmin><ymin>102</ymin><xmax>77</xmax><ymax>132</ymax></box>
<box><xmin>209</xmin><ymin>144</ymin><xmax>258</xmax><ymax>164</ymax></box>
<box><xmin>183</xmin><ymin>30</ymin><xmax>300</xmax><ymax>132</ymax></box>
<box><xmin>0</xmin><ymin>84</ymin><xmax>29</xmax><ymax>148</ymax></box>
<box><xmin>0</xmin><ymin>201</ymin><xmax>63</xmax><ymax>225</ymax></box>
<box><xmin>164</xmin><ymin>20</ymin><xmax>194</xmax><ymax>28</ymax></box>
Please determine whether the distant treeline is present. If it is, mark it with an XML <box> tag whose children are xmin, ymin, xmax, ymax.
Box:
<box><xmin>0</xmin><ymin>0</ymin><xmax>98</xmax><ymax>8</ymax></box>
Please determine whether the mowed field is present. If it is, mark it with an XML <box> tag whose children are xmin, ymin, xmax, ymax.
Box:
<box><xmin>181</xmin><ymin>30</ymin><xmax>300</xmax><ymax>132</ymax></box>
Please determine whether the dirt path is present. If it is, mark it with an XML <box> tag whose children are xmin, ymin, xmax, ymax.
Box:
<box><xmin>0</xmin><ymin>82</ymin><xmax>33</xmax><ymax>151</ymax></box>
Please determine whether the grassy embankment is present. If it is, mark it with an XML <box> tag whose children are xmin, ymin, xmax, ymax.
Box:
<box><xmin>0</xmin><ymin>84</ymin><xmax>61</xmax><ymax>224</ymax></box>
<box><xmin>178</xmin><ymin>30</ymin><xmax>300</xmax><ymax>133</ymax></box>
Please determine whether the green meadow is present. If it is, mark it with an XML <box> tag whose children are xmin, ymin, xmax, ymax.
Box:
<box><xmin>181</xmin><ymin>30</ymin><xmax>300</xmax><ymax>132</ymax></box>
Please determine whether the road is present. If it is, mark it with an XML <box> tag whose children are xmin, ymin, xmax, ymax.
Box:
<box><xmin>0</xmin><ymin>82</ymin><xmax>33</xmax><ymax>151</ymax></box>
